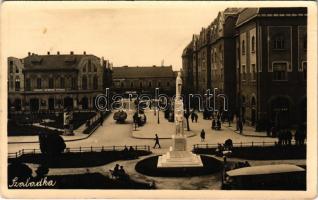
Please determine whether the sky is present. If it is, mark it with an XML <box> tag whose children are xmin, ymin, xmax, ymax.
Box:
<box><xmin>2</xmin><ymin>2</ymin><xmax>229</xmax><ymax>70</ymax></box>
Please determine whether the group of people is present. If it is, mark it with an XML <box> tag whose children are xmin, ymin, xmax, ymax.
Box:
<box><xmin>215</xmin><ymin>139</ymin><xmax>233</xmax><ymax>157</ymax></box>
<box><xmin>191</xmin><ymin>111</ymin><xmax>199</xmax><ymax>123</ymax></box>
<box><xmin>122</xmin><ymin>146</ymin><xmax>137</xmax><ymax>159</ymax></box>
<box><xmin>276</xmin><ymin>127</ymin><xmax>306</xmax><ymax>146</ymax></box>
<box><xmin>211</xmin><ymin>119</ymin><xmax>222</xmax><ymax>130</ymax></box>
<box><xmin>110</xmin><ymin>164</ymin><xmax>129</xmax><ymax>180</ymax></box>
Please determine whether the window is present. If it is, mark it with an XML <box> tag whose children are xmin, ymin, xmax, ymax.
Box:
<box><xmin>37</xmin><ymin>78</ymin><xmax>42</xmax><ymax>89</ymax></box>
<box><xmin>71</xmin><ymin>77</ymin><xmax>76</xmax><ymax>89</ymax></box>
<box><xmin>121</xmin><ymin>82</ymin><xmax>124</xmax><ymax>88</ymax></box>
<box><xmin>273</xmin><ymin>35</ymin><xmax>285</xmax><ymax>49</ymax></box>
<box><xmin>242</xmin><ymin>40</ymin><xmax>246</xmax><ymax>55</ymax></box>
<box><xmin>15</xmin><ymin>77</ymin><xmax>20</xmax><ymax>91</ymax></box>
<box><xmin>273</xmin><ymin>62</ymin><xmax>288</xmax><ymax>81</ymax></box>
<box><xmin>130</xmin><ymin>82</ymin><xmax>134</xmax><ymax>87</ymax></box>
<box><xmin>158</xmin><ymin>81</ymin><xmax>161</xmax><ymax>87</ymax></box>
<box><xmin>93</xmin><ymin>76</ymin><xmax>98</xmax><ymax>89</ymax></box>
<box><xmin>251</xmin><ymin>64</ymin><xmax>256</xmax><ymax>81</ymax></box>
<box><xmin>26</xmin><ymin>78</ymin><xmax>31</xmax><ymax>91</ymax></box>
<box><xmin>251</xmin><ymin>36</ymin><xmax>255</xmax><ymax>52</ymax></box>
<box><xmin>60</xmin><ymin>77</ymin><xmax>65</xmax><ymax>88</ymax></box>
<box><xmin>148</xmin><ymin>81</ymin><xmax>152</xmax><ymax>88</ymax></box>
<box><xmin>16</xmin><ymin>67</ymin><xmax>19</xmax><ymax>73</ymax></box>
<box><xmin>88</xmin><ymin>60</ymin><xmax>92</xmax><ymax>72</ymax></box>
<box><xmin>9</xmin><ymin>61</ymin><xmax>13</xmax><ymax>73</ymax></box>
<box><xmin>242</xmin><ymin>65</ymin><xmax>246</xmax><ymax>81</ymax></box>
<box><xmin>140</xmin><ymin>82</ymin><xmax>143</xmax><ymax>88</ymax></box>
<box><xmin>49</xmin><ymin>78</ymin><xmax>54</xmax><ymax>89</ymax></box>
<box><xmin>94</xmin><ymin>65</ymin><xmax>97</xmax><ymax>72</ymax></box>
<box><xmin>167</xmin><ymin>81</ymin><xmax>170</xmax><ymax>87</ymax></box>
<box><xmin>83</xmin><ymin>66</ymin><xmax>86</xmax><ymax>73</ymax></box>
<box><xmin>82</xmin><ymin>76</ymin><xmax>87</xmax><ymax>89</ymax></box>
<box><xmin>9</xmin><ymin>76</ymin><xmax>13</xmax><ymax>90</ymax></box>
<box><xmin>303</xmin><ymin>62</ymin><xmax>307</xmax><ymax>80</ymax></box>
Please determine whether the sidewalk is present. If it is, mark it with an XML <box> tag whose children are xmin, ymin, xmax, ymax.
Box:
<box><xmin>131</xmin><ymin>110</ymin><xmax>196</xmax><ymax>139</ymax></box>
<box><xmin>225</xmin><ymin>122</ymin><xmax>268</xmax><ymax>137</ymax></box>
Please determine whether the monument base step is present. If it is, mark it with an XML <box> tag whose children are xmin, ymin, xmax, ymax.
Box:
<box><xmin>157</xmin><ymin>151</ymin><xmax>203</xmax><ymax>168</ymax></box>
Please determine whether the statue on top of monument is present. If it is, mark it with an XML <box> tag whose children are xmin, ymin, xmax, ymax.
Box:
<box><xmin>176</xmin><ymin>72</ymin><xmax>182</xmax><ymax>100</ymax></box>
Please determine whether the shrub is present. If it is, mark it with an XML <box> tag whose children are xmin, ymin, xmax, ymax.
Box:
<box><xmin>39</xmin><ymin>132</ymin><xmax>66</xmax><ymax>155</ymax></box>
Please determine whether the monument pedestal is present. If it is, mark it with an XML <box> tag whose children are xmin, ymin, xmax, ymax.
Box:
<box><xmin>157</xmin><ymin>135</ymin><xmax>203</xmax><ymax>168</ymax></box>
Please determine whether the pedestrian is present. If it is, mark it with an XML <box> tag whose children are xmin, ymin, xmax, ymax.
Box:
<box><xmin>217</xmin><ymin>119</ymin><xmax>221</xmax><ymax>130</ymax></box>
<box><xmin>286</xmin><ymin>129</ymin><xmax>292</xmax><ymax>145</ymax></box>
<box><xmin>194</xmin><ymin>113</ymin><xmax>198</xmax><ymax>123</ymax></box>
<box><xmin>191</xmin><ymin>111</ymin><xmax>195</xmax><ymax>123</ymax></box>
<box><xmin>271</xmin><ymin>126</ymin><xmax>277</xmax><ymax>138</ymax></box>
<box><xmin>212</xmin><ymin>119</ymin><xmax>216</xmax><ymax>130</ymax></box>
<box><xmin>238</xmin><ymin>119</ymin><xmax>243</xmax><ymax>134</ymax></box>
<box><xmin>153</xmin><ymin>134</ymin><xmax>161</xmax><ymax>148</ymax></box>
<box><xmin>200</xmin><ymin>129</ymin><xmax>205</xmax><ymax>142</ymax></box>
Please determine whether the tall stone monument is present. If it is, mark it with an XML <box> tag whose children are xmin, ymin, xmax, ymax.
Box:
<box><xmin>157</xmin><ymin>72</ymin><xmax>203</xmax><ymax>168</ymax></box>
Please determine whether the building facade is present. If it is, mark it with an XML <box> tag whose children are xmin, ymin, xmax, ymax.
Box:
<box><xmin>8</xmin><ymin>51</ymin><xmax>113</xmax><ymax>112</ymax></box>
<box><xmin>182</xmin><ymin>7</ymin><xmax>307</xmax><ymax>130</ymax></box>
<box><xmin>112</xmin><ymin>65</ymin><xmax>176</xmax><ymax>96</ymax></box>
<box><xmin>236</xmin><ymin>7</ymin><xmax>307</xmax><ymax>129</ymax></box>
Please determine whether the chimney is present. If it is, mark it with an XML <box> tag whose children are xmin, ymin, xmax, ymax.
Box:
<box><xmin>57</xmin><ymin>51</ymin><xmax>60</xmax><ymax>55</ymax></box>
<box><xmin>70</xmin><ymin>51</ymin><xmax>74</xmax><ymax>55</ymax></box>
<box><xmin>83</xmin><ymin>51</ymin><xmax>86</xmax><ymax>55</ymax></box>
<box><xmin>47</xmin><ymin>51</ymin><xmax>50</xmax><ymax>55</ymax></box>
<box><xmin>28</xmin><ymin>52</ymin><xmax>31</xmax><ymax>56</ymax></box>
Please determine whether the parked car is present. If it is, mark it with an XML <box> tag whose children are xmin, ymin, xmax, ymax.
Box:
<box><xmin>222</xmin><ymin>164</ymin><xmax>306</xmax><ymax>190</ymax></box>
<box><xmin>113</xmin><ymin>110</ymin><xmax>127</xmax><ymax>123</ymax></box>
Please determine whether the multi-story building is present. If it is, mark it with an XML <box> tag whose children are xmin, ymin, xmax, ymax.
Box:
<box><xmin>182</xmin><ymin>7</ymin><xmax>307</xmax><ymax>130</ymax></box>
<box><xmin>210</xmin><ymin>8</ymin><xmax>241</xmax><ymax>112</ymax></box>
<box><xmin>8</xmin><ymin>51</ymin><xmax>113</xmax><ymax>112</ymax></box>
<box><xmin>235</xmin><ymin>7</ymin><xmax>307</xmax><ymax>129</ymax></box>
<box><xmin>112</xmin><ymin>65</ymin><xmax>176</xmax><ymax>96</ymax></box>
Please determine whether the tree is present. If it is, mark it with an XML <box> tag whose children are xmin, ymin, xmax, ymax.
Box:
<box><xmin>39</xmin><ymin>132</ymin><xmax>66</xmax><ymax>155</ymax></box>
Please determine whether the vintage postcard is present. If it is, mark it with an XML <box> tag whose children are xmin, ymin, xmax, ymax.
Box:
<box><xmin>0</xmin><ymin>1</ymin><xmax>317</xmax><ymax>199</ymax></box>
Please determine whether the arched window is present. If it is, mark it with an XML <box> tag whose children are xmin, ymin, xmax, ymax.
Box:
<box><xmin>83</xmin><ymin>66</ymin><xmax>86</xmax><ymax>73</ymax></box>
<box><xmin>93</xmin><ymin>75</ymin><xmax>98</xmax><ymax>89</ymax></box>
<box><xmin>15</xmin><ymin>76</ymin><xmax>20</xmax><ymax>91</ymax></box>
<box><xmin>140</xmin><ymin>82</ymin><xmax>143</xmax><ymax>88</ymax></box>
<box><xmin>16</xmin><ymin>67</ymin><xmax>19</xmax><ymax>73</ymax></box>
<box><xmin>242</xmin><ymin>40</ymin><xmax>246</xmax><ymax>55</ymax></box>
<box><xmin>148</xmin><ymin>81</ymin><xmax>152</xmax><ymax>88</ymax></box>
<box><xmin>273</xmin><ymin>35</ymin><xmax>285</xmax><ymax>49</ymax></box>
<box><xmin>82</xmin><ymin>76</ymin><xmax>87</xmax><ymax>89</ymax></box>
<box><xmin>36</xmin><ymin>78</ymin><xmax>42</xmax><ymax>89</ymax></box>
<box><xmin>9</xmin><ymin>61</ymin><xmax>13</xmax><ymax>73</ymax></box>
<box><xmin>94</xmin><ymin>65</ymin><xmax>97</xmax><ymax>72</ymax></box>
<box><xmin>49</xmin><ymin>78</ymin><xmax>54</xmax><ymax>89</ymax></box>
<box><xmin>251</xmin><ymin>36</ymin><xmax>255</xmax><ymax>52</ymax></box>
<box><xmin>60</xmin><ymin>77</ymin><xmax>65</xmax><ymax>88</ymax></box>
<box><xmin>130</xmin><ymin>82</ymin><xmax>134</xmax><ymax>87</ymax></box>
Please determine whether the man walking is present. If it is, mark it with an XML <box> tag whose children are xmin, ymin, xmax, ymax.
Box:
<box><xmin>153</xmin><ymin>134</ymin><xmax>161</xmax><ymax>149</ymax></box>
<box><xmin>200</xmin><ymin>129</ymin><xmax>206</xmax><ymax>142</ymax></box>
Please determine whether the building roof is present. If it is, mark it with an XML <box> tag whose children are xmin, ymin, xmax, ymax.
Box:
<box><xmin>112</xmin><ymin>66</ymin><xmax>176</xmax><ymax>79</ymax></box>
<box><xmin>23</xmin><ymin>54</ymin><xmax>99</xmax><ymax>71</ymax></box>
<box><xmin>236</xmin><ymin>7</ymin><xmax>307</xmax><ymax>27</ymax></box>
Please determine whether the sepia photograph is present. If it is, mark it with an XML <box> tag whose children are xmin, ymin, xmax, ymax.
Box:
<box><xmin>0</xmin><ymin>1</ymin><xmax>317</xmax><ymax>199</ymax></box>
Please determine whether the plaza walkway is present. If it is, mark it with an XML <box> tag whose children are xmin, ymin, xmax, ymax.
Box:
<box><xmin>8</xmin><ymin>109</ymin><xmax>277</xmax><ymax>154</ymax></box>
